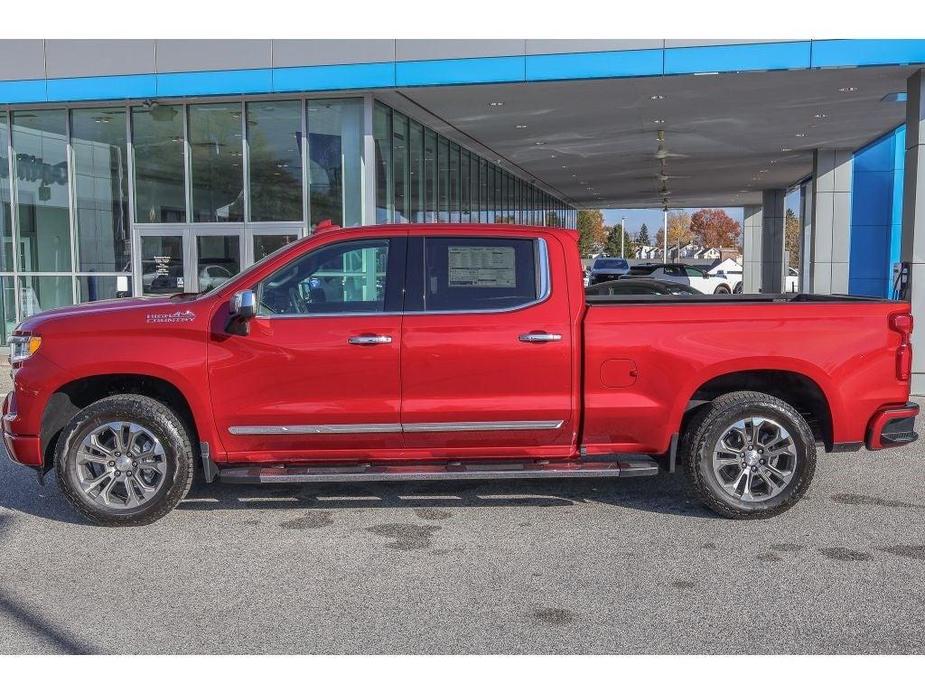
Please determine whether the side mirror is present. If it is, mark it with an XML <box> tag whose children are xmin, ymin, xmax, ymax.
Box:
<box><xmin>225</xmin><ymin>289</ymin><xmax>256</xmax><ymax>335</ymax></box>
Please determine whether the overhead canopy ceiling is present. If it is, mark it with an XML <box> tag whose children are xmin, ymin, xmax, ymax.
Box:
<box><xmin>384</xmin><ymin>66</ymin><xmax>913</xmax><ymax>209</ymax></box>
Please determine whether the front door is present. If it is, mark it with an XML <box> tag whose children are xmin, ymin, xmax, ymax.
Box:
<box><xmin>208</xmin><ymin>235</ymin><xmax>407</xmax><ymax>462</ymax></box>
<box><xmin>400</xmin><ymin>233</ymin><xmax>575</xmax><ymax>459</ymax></box>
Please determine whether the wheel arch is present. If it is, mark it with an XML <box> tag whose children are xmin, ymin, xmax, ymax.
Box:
<box><xmin>41</xmin><ymin>373</ymin><xmax>202</xmax><ymax>472</ymax></box>
<box><xmin>680</xmin><ymin>368</ymin><xmax>835</xmax><ymax>451</ymax></box>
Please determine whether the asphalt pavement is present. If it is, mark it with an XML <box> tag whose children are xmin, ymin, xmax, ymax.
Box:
<box><xmin>1</xmin><ymin>364</ymin><xmax>924</xmax><ymax>654</ymax></box>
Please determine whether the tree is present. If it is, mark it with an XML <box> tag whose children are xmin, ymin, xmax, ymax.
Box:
<box><xmin>655</xmin><ymin>211</ymin><xmax>693</xmax><ymax>251</ymax></box>
<box><xmin>784</xmin><ymin>208</ymin><xmax>801</xmax><ymax>269</ymax></box>
<box><xmin>577</xmin><ymin>209</ymin><xmax>607</xmax><ymax>257</ymax></box>
<box><xmin>637</xmin><ymin>223</ymin><xmax>650</xmax><ymax>246</ymax></box>
<box><xmin>604</xmin><ymin>223</ymin><xmax>636</xmax><ymax>258</ymax></box>
<box><xmin>689</xmin><ymin>208</ymin><xmax>741</xmax><ymax>249</ymax></box>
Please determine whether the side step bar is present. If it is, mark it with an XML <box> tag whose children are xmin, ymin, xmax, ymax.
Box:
<box><xmin>218</xmin><ymin>459</ymin><xmax>659</xmax><ymax>484</ymax></box>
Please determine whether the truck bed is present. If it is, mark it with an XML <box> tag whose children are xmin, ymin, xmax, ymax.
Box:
<box><xmin>586</xmin><ymin>292</ymin><xmax>899</xmax><ymax>305</ymax></box>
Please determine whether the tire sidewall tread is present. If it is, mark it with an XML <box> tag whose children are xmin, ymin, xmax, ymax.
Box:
<box><xmin>55</xmin><ymin>394</ymin><xmax>194</xmax><ymax>527</ymax></box>
<box><xmin>680</xmin><ymin>390</ymin><xmax>816</xmax><ymax>519</ymax></box>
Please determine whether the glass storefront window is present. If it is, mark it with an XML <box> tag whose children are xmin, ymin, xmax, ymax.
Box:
<box><xmin>373</xmin><ymin>103</ymin><xmax>392</xmax><ymax>224</ymax></box>
<box><xmin>0</xmin><ymin>112</ymin><xmax>12</xmax><ymax>272</ymax></box>
<box><xmin>189</xmin><ymin>103</ymin><xmax>244</xmax><ymax>223</ymax></box>
<box><xmin>479</xmin><ymin>158</ymin><xmax>487</xmax><ymax>223</ymax></box>
<box><xmin>423</xmin><ymin>129</ymin><xmax>437</xmax><ymax>222</ymax></box>
<box><xmin>78</xmin><ymin>275</ymin><xmax>132</xmax><ymax>302</ymax></box>
<box><xmin>469</xmin><ymin>153</ymin><xmax>479</xmax><ymax>225</ymax></box>
<box><xmin>141</xmin><ymin>235</ymin><xmax>185</xmax><ymax>295</ymax></box>
<box><xmin>254</xmin><ymin>233</ymin><xmax>297</xmax><ymax>262</ymax></box>
<box><xmin>18</xmin><ymin>275</ymin><xmax>72</xmax><ymax>318</ymax></box>
<box><xmin>13</xmin><ymin>110</ymin><xmax>72</xmax><ymax>273</ymax></box>
<box><xmin>308</xmin><ymin>99</ymin><xmax>363</xmax><ymax>228</ymax></box>
<box><xmin>132</xmin><ymin>104</ymin><xmax>186</xmax><ymax>223</ymax></box>
<box><xmin>391</xmin><ymin>111</ymin><xmax>408</xmax><ymax>223</ymax></box>
<box><xmin>448</xmin><ymin>142</ymin><xmax>459</xmax><ymax>223</ymax></box>
<box><xmin>71</xmin><ymin>107</ymin><xmax>131</xmax><ymax>273</ymax></box>
<box><xmin>196</xmin><ymin>235</ymin><xmax>240</xmax><ymax>292</ymax></box>
<box><xmin>248</xmin><ymin>100</ymin><xmax>303</xmax><ymax>222</ymax></box>
<box><xmin>0</xmin><ymin>277</ymin><xmax>15</xmax><ymax>345</ymax></box>
<box><xmin>409</xmin><ymin>121</ymin><xmax>423</xmax><ymax>223</ymax></box>
<box><xmin>460</xmin><ymin>149</ymin><xmax>470</xmax><ymax>223</ymax></box>
<box><xmin>437</xmin><ymin>136</ymin><xmax>449</xmax><ymax>223</ymax></box>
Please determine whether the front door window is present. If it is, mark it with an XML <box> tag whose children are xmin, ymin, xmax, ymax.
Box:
<box><xmin>141</xmin><ymin>235</ymin><xmax>185</xmax><ymax>295</ymax></box>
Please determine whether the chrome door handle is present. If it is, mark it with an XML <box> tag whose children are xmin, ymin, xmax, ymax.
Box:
<box><xmin>348</xmin><ymin>335</ymin><xmax>393</xmax><ymax>345</ymax></box>
<box><xmin>519</xmin><ymin>332</ymin><xmax>562</xmax><ymax>343</ymax></box>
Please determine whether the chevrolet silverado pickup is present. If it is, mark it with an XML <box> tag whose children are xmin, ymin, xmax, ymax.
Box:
<box><xmin>3</xmin><ymin>223</ymin><xmax>918</xmax><ymax>526</ymax></box>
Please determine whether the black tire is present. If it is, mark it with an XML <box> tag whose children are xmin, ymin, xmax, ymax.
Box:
<box><xmin>680</xmin><ymin>391</ymin><xmax>816</xmax><ymax>519</ymax></box>
<box><xmin>55</xmin><ymin>394</ymin><xmax>194</xmax><ymax>526</ymax></box>
<box><xmin>733</xmin><ymin>282</ymin><xmax>743</xmax><ymax>294</ymax></box>
<box><xmin>713</xmin><ymin>284</ymin><xmax>731</xmax><ymax>294</ymax></box>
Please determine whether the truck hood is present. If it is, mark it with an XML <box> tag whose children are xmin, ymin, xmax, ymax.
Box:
<box><xmin>16</xmin><ymin>294</ymin><xmax>204</xmax><ymax>333</ymax></box>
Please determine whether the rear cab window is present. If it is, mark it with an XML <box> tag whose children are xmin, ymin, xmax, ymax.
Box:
<box><xmin>408</xmin><ymin>236</ymin><xmax>546</xmax><ymax>312</ymax></box>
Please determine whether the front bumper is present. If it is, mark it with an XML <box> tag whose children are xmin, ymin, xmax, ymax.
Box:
<box><xmin>866</xmin><ymin>402</ymin><xmax>919</xmax><ymax>450</ymax></box>
<box><xmin>2</xmin><ymin>391</ymin><xmax>43</xmax><ymax>467</ymax></box>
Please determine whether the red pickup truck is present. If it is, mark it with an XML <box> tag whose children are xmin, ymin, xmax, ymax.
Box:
<box><xmin>3</xmin><ymin>224</ymin><xmax>918</xmax><ymax>526</ymax></box>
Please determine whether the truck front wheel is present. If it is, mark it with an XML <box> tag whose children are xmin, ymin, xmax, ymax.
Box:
<box><xmin>680</xmin><ymin>391</ymin><xmax>816</xmax><ymax>519</ymax></box>
<box><xmin>55</xmin><ymin>394</ymin><xmax>194</xmax><ymax>526</ymax></box>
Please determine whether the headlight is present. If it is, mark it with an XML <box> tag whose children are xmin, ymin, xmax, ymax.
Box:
<box><xmin>9</xmin><ymin>335</ymin><xmax>42</xmax><ymax>364</ymax></box>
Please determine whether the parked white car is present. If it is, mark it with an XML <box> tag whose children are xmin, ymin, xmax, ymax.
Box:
<box><xmin>624</xmin><ymin>263</ymin><xmax>732</xmax><ymax>294</ymax></box>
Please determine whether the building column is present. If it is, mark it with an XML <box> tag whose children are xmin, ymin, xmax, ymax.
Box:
<box><xmin>760</xmin><ymin>189</ymin><xmax>786</xmax><ymax>293</ymax></box>
<box><xmin>742</xmin><ymin>205</ymin><xmax>762</xmax><ymax>292</ymax></box>
<box><xmin>799</xmin><ymin>178</ymin><xmax>813</xmax><ymax>291</ymax></box>
<box><xmin>807</xmin><ymin>149</ymin><xmax>853</xmax><ymax>294</ymax></box>
<box><xmin>900</xmin><ymin>69</ymin><xmax>925</xmax><ymax>393</ymax></box>
<box><xmin>360</xmin><ymin>94</ymin><xmax>378</xmax><ymax>226</ymax></box>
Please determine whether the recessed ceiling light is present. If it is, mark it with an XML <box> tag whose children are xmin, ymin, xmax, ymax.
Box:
<box><xmin>759</xmin><ymin>169</ymin><xmax>769</xmax><ymax>174</ymax></box>
<box><xmin>653</xmin><ymin>119</ymin><xmax>665</xmax><ymax>125</ymax></box>
<box><xmin>781</xmin><ymin>147</ymin><xmax>793</xmax><ymax>152</ymax></box>
<box><xmin>650</xmin><ymin>95</ymin><xmax>665</xmax><ymax>100</ymax></box>
<box><xmin>795</xmin><ymin>133</ymin><xmax>806</xmax><ymax>137</ymax></box>
<box><xmin>814</xmin><ymin>113</ymin><xmax>827</xmax><ymax>119</ymax></box>
<box><xmin>534</xmin><ymin>141</ymin><xmax>545</xmax><ymax>146</ymax></box>
<box><xmin>489</xmin><ymin>101</ymin><xmax>504</xmax><ymax>107</ymax></box>
<box><xmin>550</xmin><ymin>155</ymin><xmax>556</xmax><ymax>158</ymax></box>
<box><xmin>838</xmin><ymin>87</ymin><xmax>857</xmax><ymax>93</ymax></box>
<box><xmin>515</xmin><ymin>124</ymin><xmax>527</xmax><ymax>129</ymax></box>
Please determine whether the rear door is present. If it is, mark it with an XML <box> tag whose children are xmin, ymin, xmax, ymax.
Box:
<box><xmin>399</xmin><ymin>232</ymin><xmax>575</xmax><ymax>458</ymax></box>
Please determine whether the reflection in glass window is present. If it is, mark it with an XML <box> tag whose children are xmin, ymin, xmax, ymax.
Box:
<box><xmin>423</xmin><ymin>129</ymin><xmax>437</xmax><ymax>223</ymax></box>
<box><xmin>469</xmin><ymin>153</ymin><xmax>479</xmax><ymax>225</ymax></box>
<box><xmin>373</xmin><ymin>103</ymin><xmax>392</xmax><ymax>224</ymax></box>
<box><xmin>0</xmin><ymin>112</ymin><xmax>12</xmax><ymax>272</ymax></box>
<box><xmin>258</xmin><ymin>239</ymin><xmax>390</xmax><ymax>315</ymax></box>
<box><xmin>189</xmin><ymin>103</ymin><xmax>244</xmax><ymax>223</ymax></box>
<box><xmin>248</xmin><ymin>101</ymin><xmax>302</xmax><ymax>222</ymax></box>
<box><xmin>448</xmin><ymin>143</ymin><xmax>459</xmax><ymax>223</ymax></box>
<box><xmin>78</xmin><ymin>275</ymin><xmax>132</xmax><ymax>302</ymax></box>
<box><xmin>72</xmin><ymin>108</ymin><xmax>130</xmax><ymax>273</ymax></box>
<box><xmin>460</xmin><ymin>149</ymin><xmax>470</xmax><ymax>223</ymax></box>
<box><xmin>197</xmin><ymin>235</ymin><xmax>240</xmax><ymax>292</ymax></box>
<box><xmin>141</xmin><ymin>235</ymin><xmax>185</xmax><ymax>295</ymax></box>
<box><xmin>13</xmin><ymin>110</ymin><xmax>72</xmax><ymax>272</ymax></box>
<box><xmin>391</xmin><ymin>112</ymin><xmax>408</xmax><ymax>223</ymax></box>
<box><xmin>409</xmin><ymin>121</ymin><xmax>423</xmax><ymax>223</ymax></box>
<box><xmin>479</xmin><ymin>158</ymin><xmax>487</xmax><ymax>223</ymax></box>
<box><xmin>308</xmin><ymin>99</ymin><xmax>363</xmax><ymax>228</ymax></box>
<box><xmin>132</xmin><ymin>104</ymin><xmax>186</xmax><ymax>223</ymax></box>
<box><xmin>18</xmin><ymin>275</ymin><xmax>73</xmax><ymax>318</ymax></box>
<box><xmin>254</xmin><ymin>234</ymin><xmax>297</xmax><ymax>262</ymax></box>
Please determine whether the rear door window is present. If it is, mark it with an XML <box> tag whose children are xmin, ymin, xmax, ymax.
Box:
<box><xmin>420</xmin><ymin>237</ymin><xmax>540</xmax><ymax>312</ymax></box>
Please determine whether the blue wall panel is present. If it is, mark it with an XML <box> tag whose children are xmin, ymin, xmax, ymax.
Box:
<box><xmin>849</xmin><ymin>126</ymin><xmax>906</xmax><ymax>297</ymax></box>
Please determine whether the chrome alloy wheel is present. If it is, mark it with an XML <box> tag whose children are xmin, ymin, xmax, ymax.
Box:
<box><xmin>74</xmin><ymin>422</ymin><xmax>168</xmax><ymax>510</ymax></box>
<box><xmin>712</xmin><ymin>417</ymin><xmax>798</xmax><ymax>502</ymax></box>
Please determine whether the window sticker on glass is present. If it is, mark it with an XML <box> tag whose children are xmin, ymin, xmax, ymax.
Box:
<box><xmin>447</xmin><ymin>246</ymin><xmax>516</xmax><ymax>288</ymax></box>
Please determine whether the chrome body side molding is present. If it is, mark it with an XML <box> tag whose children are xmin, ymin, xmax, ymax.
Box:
<box><xmin>228</xmin><ymin>420</ymin><xmax>565</xmax><ymax>435</ymax></box>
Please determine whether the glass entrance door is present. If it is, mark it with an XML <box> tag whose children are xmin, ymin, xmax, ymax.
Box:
<box><xmin>136</xmin><ymin>228</ymin><xmax>244</xmax><ymax>296</ymax></box>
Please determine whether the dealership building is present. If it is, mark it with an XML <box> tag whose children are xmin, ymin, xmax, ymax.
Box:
<box><xmin>1</xmin><ymin>39</ymin><xmax>925</xmax><ymax>386</ymax></box>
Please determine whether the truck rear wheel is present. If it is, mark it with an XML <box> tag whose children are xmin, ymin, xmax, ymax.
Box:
<box><xmin>55</xmin><ymin>394</ymin><xmax>194</xmax><ymax>526</ymax></box>
<box><xmin>680</xmin><ymin>391</ymin><xmax>816</xmax><ymax>519</ymax></box>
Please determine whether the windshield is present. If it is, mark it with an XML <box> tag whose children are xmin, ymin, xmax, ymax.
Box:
<box><xmin>593</xmin><ymin>258</ymin><xmax>628</xmax><ymax>270</ymax></box>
